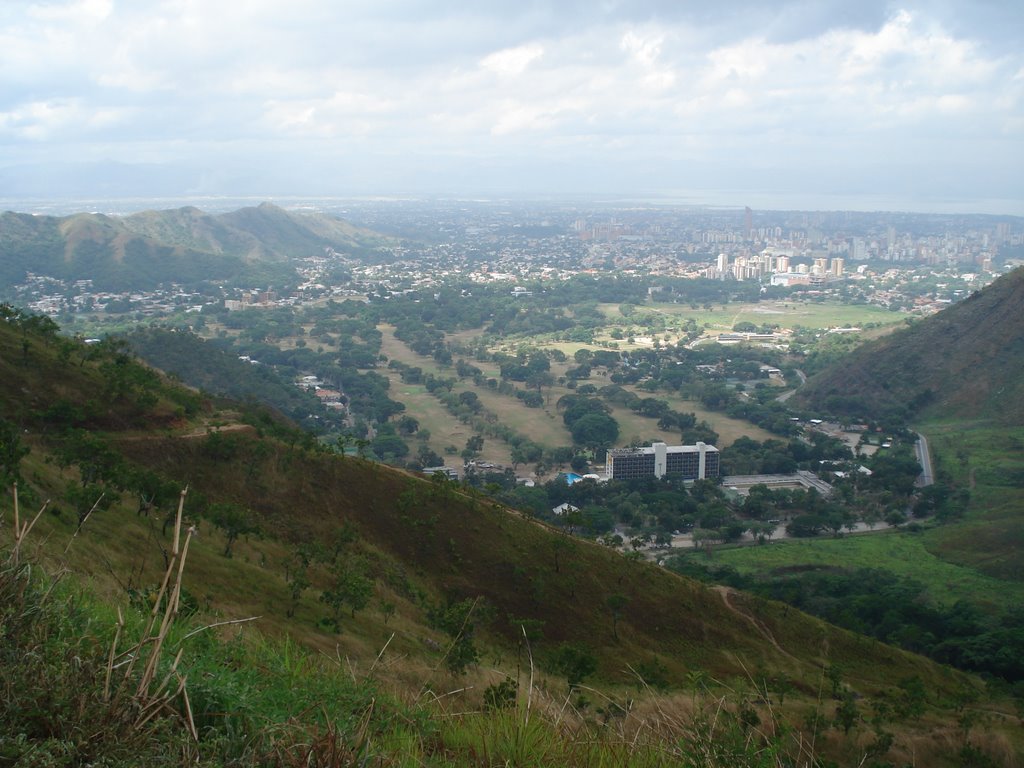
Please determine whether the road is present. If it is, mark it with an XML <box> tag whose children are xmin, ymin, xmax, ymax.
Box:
<box><xmin>914</xmin><ymin>431</ymin><xmax>934</xmax><ymax>487</ymax></box>
<box><xmin>775</xmin><ymin>369</ymin><xmax>806</xmax><ymax>403</ymax></box>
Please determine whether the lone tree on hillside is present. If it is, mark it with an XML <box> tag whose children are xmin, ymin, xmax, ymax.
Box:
<box><xmin>0</xmin><ymin>419</ymin><xmax>29</xmax><ymax>486</ymax></box>
<box><xmin>320</xmin><ymin>557</ymin><xmax>373</xmax><ymax>632</ymax></box>
<box><xmin>208</xmin><ymin>502</ymin><xmax>259</xmax><ymax>558</ymax></box>
<box><xmin>606</xmin><ymin>593</ymin><xmax>629</xmax><ymax>641</ymax></box>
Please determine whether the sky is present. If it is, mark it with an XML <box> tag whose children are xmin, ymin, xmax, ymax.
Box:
<box><xmin>1</xmin><ymin>0</ymin><xmax>1022</xmax><ymax>213</ymax></box>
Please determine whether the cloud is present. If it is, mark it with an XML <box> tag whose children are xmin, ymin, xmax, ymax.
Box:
<box><xmin>481</xmin><ymin>44</ymin><xmax>544</xmax><ymax>76</ymax></box>
<box><xmin>0</xmin><ymin>1</ymin><xmax>1020</xmax><ymax>208</ymax></box>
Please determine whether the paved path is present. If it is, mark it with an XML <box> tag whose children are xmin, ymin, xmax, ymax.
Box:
<box><xmin>914</xmin><ymin>432</ymin><xmax>934</xmax><ymax>487</ymax></box>
<box><xmin>775</xmin><ymin>369</ymin><xmax>806</xmax><ymax>402</ymax></box>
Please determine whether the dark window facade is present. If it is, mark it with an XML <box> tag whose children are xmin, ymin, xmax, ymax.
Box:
<box><xmin>609</xmin><ymin>444</ymin><xmax>720</xmax><ymax>481</ymax></box>
<box><xmin>609</xmin><ymin>452</ymin><xmax>656</xmax><ymax>480</ymax></box>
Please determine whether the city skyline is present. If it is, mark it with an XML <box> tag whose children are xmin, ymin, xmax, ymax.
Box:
<box><xmin>1</xmin><ymin>1</ymin><xmax>1022</xmax><ymax>215</ymax></box>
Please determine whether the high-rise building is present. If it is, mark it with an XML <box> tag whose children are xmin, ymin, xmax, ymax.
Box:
<box><xmin>606</xmin><ymin>442</ymin><xmax>720</xmax><ymax>481</ymax></box>
<box><xmin>831</xmin><ymin>258</ymin><xmax>844</xmax><ymax>277</ymax></box>
<box><xmin>851</xmin><ymin>238</ymin><xmax>868</xmax><ymax>260</ymax></box>
<box><xmin>744</xmin><ymin>207</ymin><xmax>753</xmax><ymax>238</ymax></box>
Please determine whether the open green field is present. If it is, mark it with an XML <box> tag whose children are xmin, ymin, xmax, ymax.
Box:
<box><xmin>599</xmin><ymin>298</ymin><xmax>906</xmax><ymax>333</ymax></box>
<box><xmin>711</xmin><ymin>418</ymin><xmax>1024</xmax><ymax>613</ymax></box>
<box><xmin>919</xmin><ymin>419</ymin><xmax>1024</xmax><ymax>582</ymax></box>
<box><xmin>711</xmin><ymin>530</ymin><xmax>1024</xmax><ymax>612</ymax></box>
<box><xmin>380</xmin><ymin>325</ymin><xmax>572</xmax><ymax>448</ymax></box>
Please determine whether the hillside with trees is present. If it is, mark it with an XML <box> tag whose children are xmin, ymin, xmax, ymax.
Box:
<box><xmin>797</xmin><ymin>267</ymin><xmax>1024</xmax><ymax>426</ymax></box>
<box><xmin>1</xmin><ymin>307</ymin><xmax>1019</xmax><ymax>766</ymax></box>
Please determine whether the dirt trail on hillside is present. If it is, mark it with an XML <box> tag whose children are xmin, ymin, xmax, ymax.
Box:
<box><xmin>712</xmin><ymin>585</ymin><xmax>799</xmax><ymax>664</ymax></box>
<box><xmin>111</xmin><ymin>422</ymin><xmax>255</xmax><ymax>441</ymax></box>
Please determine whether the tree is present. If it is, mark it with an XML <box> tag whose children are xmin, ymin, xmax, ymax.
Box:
<box><xmin>284</xmin><ymin>547</ymin><xmax>313</xmax><ymax>618</ymax></box>
<box><xmin>835</xmin><ymin>691</ymin><xmax>860</xmax><ymax>735</ymax></box>
<box><xmin>606</xmin><ymin>593</ymin><xmax>629</xmax><ymax>640</ymax></box>
<box><xmin>320</xmin><ymin>557</ymin><xmax>374</xmax><ymax>632</ymax></box>
<box><xmin>65</xmin><ymin>482</ymin><xmax>118</xmax><ymax>530</ymax></box>
<box><xmin>786</xmin><ymin>514</ymin><xmax>824</xmax><ymax>538</ymax></box>
<box><xmin>396</xmin><ymin>414</ymin><xmax>420</xmax><ymax>435</ymax></box>
<box><xmin>428</xmin><ymin>597</ymin><xmax>485</xmax><ymax>675</ymax></box>
<box><xmin>549</xmin><ymin>642</ymin><xmax>597</xmax><ymax>689</ymax></box>
<box><xmin>458</xmin><ymin>391</ymin><xmax>481</xmax><ymax>412</ymax></box>
<box><xmin>416</xmin><ymin>444</ymin><xmax>445</xmax><ymax>468</ymax></box>
<box><xmin>570</xmin><ymin>412</ymin><xmax>620</xmax><ymax>451</ymax></box>
<box><xmin>0</xmin><ymin>419</ymin><xmax>29</xmax><ymax>486</ymax></box>
<box><xmin>370</xmin><ymin>433</ymin><xmax>409</xmax><ymax>461</ymax></box>
<box><xmin>462</xmin><ymin>434</ymin><xmax>484</xmax><ymax>462</ymax></box>
<box><xmin>208</xmin><ymin>502</ymin><xmax>259</xmax><ymax>557</ymax></box>
<box><xmin>692</xmin><ymin>528</ymin><xmax>718</xmax><ymax>557</ymax></box>
<box><xmin>749</xmin><ymin>521</ymin><xmax>776</xmax><ymax>544</ymax></box>
<box><xmin>510</xmin><ymin>441</ymin><xmax>542</xmax><ymax>469</ymax></box>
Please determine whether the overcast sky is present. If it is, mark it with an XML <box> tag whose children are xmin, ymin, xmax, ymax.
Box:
<box><xmin>1</xmin><ymin>0</ymin><xmax>1021</xmax><ymax>212</ymax></box>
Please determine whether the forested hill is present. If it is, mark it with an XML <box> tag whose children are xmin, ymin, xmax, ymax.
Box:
<box><xmin>797</xmin><ymin>267</ymin><xmax>1024</xmax><ymax>425</ymax></box>
<box><xmin>0</xmin><ymin>202</ymin><xmax>391</xmax><ymax>291</ymax></box>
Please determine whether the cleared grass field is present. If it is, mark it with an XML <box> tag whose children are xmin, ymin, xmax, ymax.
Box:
<box><xmin>919</xmin><ymin>419</ymin><xmax>1024</xmax><ymax>582</ymax></box>
<box><xmin>712</xmin><ymin>530</ymin><xmax>1024</xmax><ymax>612</ymax></box>
<box><xmin>384</xmin><ymin>322</ymin><xmax>784</xmax><ymax>461</ymax></box>
<box><xmin>380</xmin><ymin>376</ymin><xmax>506</xmax><ymax>464</ymax></box>
<box><xmin>378</xmin><ymin>326</ymin><xmax>572</xmax><ymax>468</ymax></box>
<box><xmin>616</xmin><ymin>383</ymin><xmax>776</xmax><ymax>446</ymax></box>
<box><xmin>537</xmin><ymin>349</ymin><xmax>776</xmax><ymax>448</ymax></box>
<box><xmin>601</xmin><ymin>298</ymin><xmax>908</xmax><ymax>333</ymax></box>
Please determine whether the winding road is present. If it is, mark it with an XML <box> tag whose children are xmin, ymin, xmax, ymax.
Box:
<box><xmin>775</xmin><ymin>369</ymin><xmax>806</xmax><ymax>403</ymax></box>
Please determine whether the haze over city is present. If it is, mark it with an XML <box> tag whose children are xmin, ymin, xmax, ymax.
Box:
<box><xmin>2</xmin><ymin>0</ymin><xmax>1022</xmax><ymax>214</ymax></box>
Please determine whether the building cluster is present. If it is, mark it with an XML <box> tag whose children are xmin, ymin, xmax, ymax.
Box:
<box><xmin>5</xmin><ymin>203</ymin><xmax>1016</xmax><ymax>327</ymax></box>
<box><xmin>705</xmin><ymin>251</ymin><xmax>847</xmax><ymax>286</ymax></box>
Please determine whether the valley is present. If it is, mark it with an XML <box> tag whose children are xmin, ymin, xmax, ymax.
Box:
<box><xmin>1</xmin><ymin>200</ymin><xmax>1023</xmax><ymax>766</ymax></box>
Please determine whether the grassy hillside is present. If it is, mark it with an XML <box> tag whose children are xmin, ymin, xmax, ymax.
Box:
<box><xmin>0</xmin><ymin>202</ymin><xmax>392</xmax><ymax>291</ymax></box>
<box><xmin>797</xmin><ymin>267</ymin><xmax>1024</xmax><ymax>426</ymax></box>
<box><xmin>1</xmin><ymin>310</ymin><xmax>1020</xmax><ymax>766</ymax></box>
<box><xmin>921</xmin><ymin>418</ymin><xmax>1024</xmax><ymax>582</ymax></box>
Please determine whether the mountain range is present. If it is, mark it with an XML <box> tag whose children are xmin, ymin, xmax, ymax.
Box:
<box><xmin>0</xmin><ymin>202</ymin><xmax>390</xmax><ymax>291</ymax></box>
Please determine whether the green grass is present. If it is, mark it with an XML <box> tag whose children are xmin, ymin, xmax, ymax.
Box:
<box><xmin>712</xmin><ymin>531</ymin><xmax>1024</xmax><ymax>612</ymax></box>
<box><xmin>622</xmin><ymin>299</ymin><xmax>907</xmax><ymax>333</ymax></box>
<box><xmin>919</xmin><ymin>419</ymin><xmax>1024</xmax><ymax>582</ymax></box>
<box><xmin>6</xmin><ymin>536</ymin><xmax>1016</xmax><ymax>768</ymax></box>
